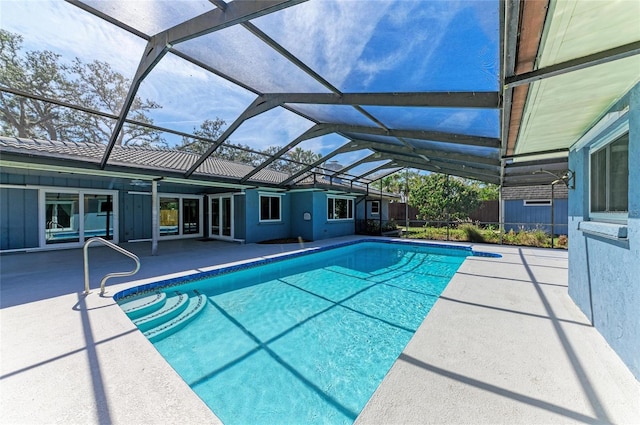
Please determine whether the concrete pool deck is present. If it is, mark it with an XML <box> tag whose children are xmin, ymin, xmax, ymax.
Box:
<box><xmin>1</xmin><ymin>237</ymin><xmax>639</xmax><ymax>424</ymax></box>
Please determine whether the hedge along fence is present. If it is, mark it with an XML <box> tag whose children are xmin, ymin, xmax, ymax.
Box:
<box><xmin>395</xmin><ymin>220</ymin><xmax>568</xmax><ymax>249</ymax></box>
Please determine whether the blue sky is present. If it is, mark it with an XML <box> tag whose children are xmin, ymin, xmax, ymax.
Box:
<box><xmin>1</xmin><ymin>0</ymin><xmax>500</xmax><ymax>167</ymax></box>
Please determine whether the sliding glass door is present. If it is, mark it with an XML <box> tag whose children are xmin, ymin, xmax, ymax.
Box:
<box><xmin>42</xmin><ymin>190</ymin><xmax>117</xmax><ymax>246</ymax></box>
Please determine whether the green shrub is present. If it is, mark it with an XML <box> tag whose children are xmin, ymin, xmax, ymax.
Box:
<box><xmin>460</xmin><ymin>224</ymin><xmax>485</xmax><ymax>243</ymax></box>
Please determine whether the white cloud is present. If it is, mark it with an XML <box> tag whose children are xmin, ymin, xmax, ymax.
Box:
<box><xmin>1</xmin><ymin>1</ymin><xmax>145</xmax><ymax>76</ymax></box>
<box><xmin>254</xmin><ymin>0</ymin><xmax>394</xmax><ymax>88</ymax></box>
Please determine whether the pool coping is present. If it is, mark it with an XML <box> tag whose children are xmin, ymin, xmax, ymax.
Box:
<box><xmin>2</xmin><ymin>236</ymin><xmax>639</xmax><ymax>424</ymax></box>
<box><xmin>114</xmin><ymin>238</ymin><xmax>500</xmax><ymax>301</ymax></box>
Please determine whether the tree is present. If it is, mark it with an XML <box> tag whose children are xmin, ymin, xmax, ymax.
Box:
<box><xmin>0</xmin><ymin>30</ymin><xmax>164</xmax><ymax>146</ymax></box>
<box><xmin>376</xmin><ymin>170</ymin><xmax>418</xmax><ymax>201</ymax></box>
<box><xmin>472</xmin><ymin>181</ymin><xmax>500</xmax><ymax>201</ymax></box>
<box><xmin>178</xmin><ymin>118</ymin><xmax>226</xmax><ymax>154</ymax></box>
<box><xmin>0</xmin><ymin>30</ymin><xmax>69</xmax><ymax>139</ymax></box>
<box><xmin>282</xmin><ymin>147</ymin><xmax>322</xmax><ymax>173</ymax></box>
<box><xmin>178</xmin><ymin>121</ymin><xmax>322</xmax><ymax>172</ymax></box>
<box><xmin>62</xmin><ymin>59</ymin><xmax>164</xmax><ymax>147</ymax></box>
<box><xmin>178</xmin><ymin>118</ymin><xmax>265</xmax><ymax>165</ymax></box>
<box><xmin>409</xmin><ymin>173</ymin><xmax>481</xmax><ymax>221</ymax></box>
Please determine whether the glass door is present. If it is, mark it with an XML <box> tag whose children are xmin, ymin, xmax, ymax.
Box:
<box><xmin>211</xmin><ymin>198</ymin><xmax>220</xmax><ymax>236</ymax></box>
<box><xmin>209</xmin><ymin>194</ymin><xmax>233</xmax><ymax>239</ymax></box>
<box><xmin>221</xmin><ymin>197</ymin><xmax>232</xmax><ymax>237</ymax></box>
<box><xmin>45</xmin><ymin>192</ymin><xmax>80</xmax><ymax>244</ymax></box>
<box><xmin>159</xmin><ymin>195</ymin><xmax>203</xmax><ymax>238</ymax></box>
<box><xmin>84</xmin><ymin>194</ymin><xmax>113</xmax><ymax>240</ymax></box>
<box><xmin>183</xmin><ymin>199</ymin><xmax>200</xmax><ymax>235</ymax></box>
<box><xmin>42</xmin><ymin>190</ymin><xmax>118</xmax><ymax>247</ymax></box>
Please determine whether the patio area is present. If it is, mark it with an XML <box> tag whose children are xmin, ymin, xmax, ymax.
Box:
<box><xmin>1</xmin><ymin>237</ymin><xmax>639</xmax><ymax>424</ymax></box>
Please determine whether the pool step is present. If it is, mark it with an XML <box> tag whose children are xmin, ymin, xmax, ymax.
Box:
<box><xmin>118</xmin><ymin>291</ymin><xmax>167</xmax><ymax>320</ymax></box>
<box><xmin>144</xmin><ymin>291</ymin><xmax>207</xmax><ymax>343</ymax></box>
<box><xmin>133</xmin><ymin>291</ymin><xmax>189</xmax><ymax>332</ymax></box>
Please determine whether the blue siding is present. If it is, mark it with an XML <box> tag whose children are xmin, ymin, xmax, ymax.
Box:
<box><xmin>0</xmin><ymin>188</ymin><xmax>39</xmax><ymax>250</ymax></box>
<box><xmin>568</xmin><ymin>82</ymin><xmax>640</xmax><ymax>380</ymax></box>
<box><xmin>122</xmin><ymin>193</ymin><xmax>152</xmax><ymax>241</ymax></box>
<box><xmin>234</xmin><ymin>195</ymin><xmax>246</xmax><ymax>241</ymax></box>
<box><xmin>504</xmin><ymin>199</ymin><xmax>568</xmax><ymax>235</ymax></box>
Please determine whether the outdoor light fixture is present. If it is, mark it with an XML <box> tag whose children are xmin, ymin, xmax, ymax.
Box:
<box><xmin>533</xmin><ymin>169</ymin><xmax>575</xmax><ymax>189</ymax></box>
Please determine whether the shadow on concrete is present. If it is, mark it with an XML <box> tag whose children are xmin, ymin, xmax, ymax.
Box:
<box><xmin>438</xmin><ymin>295</ymin><xmax>591</xmax><ymax>328</ymax></box>
<box><xmin>518</xmin><ymin>248</ymin><xmax>610</xmax><ymax>423</ymax></box>
<box><xmin>397</xmin><ymin>353</ymin><xmax>604</xmax><ymax>424</ymax></box>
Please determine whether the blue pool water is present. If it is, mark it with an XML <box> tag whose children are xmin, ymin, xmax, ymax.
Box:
<box><xmin>118</xmin><ymin>241</ymin><xmax>481</xmax><ymax>424</ymax></box>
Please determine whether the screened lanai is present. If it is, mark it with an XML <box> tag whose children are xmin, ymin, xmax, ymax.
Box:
<box><xmin>1</xmin><ymin>0</ymin><xmax>639</xmax><ymax>188</ymax></box>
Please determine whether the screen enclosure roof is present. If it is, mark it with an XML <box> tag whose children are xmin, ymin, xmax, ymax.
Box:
<box><xmin>2</xmin><ymin>0</ymin><xmax>639</xmax><ymax>189</ymax></box>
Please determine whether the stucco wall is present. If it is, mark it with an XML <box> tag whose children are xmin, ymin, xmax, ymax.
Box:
<box><xmin>243</xmin><ymin>190</ymin><xmax>291</xmax><ymax>243</ymax></box>
<box><xmin>313</xmin><ymin>192</ymin><xmax>356</xmax><ymax>240</ymax></box>
<box><xmin>289</xmin><ymin>192</ymin><xmax>314</xmax><ymax>241</ymax></box>
<box><xmin>567</xmin><ymin>83</ymin><xmax>640</xmax><ymax>380</ymax></box>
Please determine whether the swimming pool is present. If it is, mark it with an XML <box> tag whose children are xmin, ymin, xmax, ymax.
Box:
<box><xmin>116</xmin><ymin>240</ymin><xmax>495</xmax><ymax>424</ymax></box>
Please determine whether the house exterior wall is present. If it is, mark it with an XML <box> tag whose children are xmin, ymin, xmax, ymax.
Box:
<box><xmin>567</xmin><ymin>83</ymin><xmax>640</xmax><ymax>380</ymax></box>
<box><xmin>0</xmin><ymin>171</ymin><xmax>238</xmax><ymax>249</ymax></box>
<box><xmin>503</xmin><ymin>199</ymin><xmax>568</xmax><ymax>235</ymax></box>
<box><xmin>289</xmin><ymin>192</ymin><xmax>314</xmax><ymax>241</ymax></box>
<box><xmin>233</xmin><ymin>194</ymin><xmax>246</xmax><ymax>241</ymax></box>
<box><xmin>243</xmin><ymin>189</ymin><xmax>291</xmax><ymax>243</ymax></box>
<box><xmin>122</xmin><ymin>192</ymin><xmax>153</xmax><ymax>241</ymax></box>
<box><xmin>1</xmin><ymin>168</ymin><xmax>378</xmax><ymax>248</ymax></box>
<box><xmin>0</xmin><ymin>187</ymin><xmax>39</xmax><ymax>250</ymax></box>
<box><xmin>316</xmin><ymin>192</ymin><xmax>356</xmax><ymax>240</ymax></box>
<box><xmin>0</xmin><ymin>173</ymin><xmax>126</xmax><ymax>250</ymax></box>
<box><xmin>242</xmin><ymin>191</ymin><xmax>367</xmax><ymax>243</ymax></box>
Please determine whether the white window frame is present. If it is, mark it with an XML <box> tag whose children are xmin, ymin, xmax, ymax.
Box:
<box><xmin>588</xmin><ymin>126</ymin><xmax>629</xmax><ymax>224</ymax></box>
<box><xmin>158</xmin><ymin>193</ymin><xmax>204</xmax><ymax>239</ymax></box>
<box><xmin>259</xmin><ymin>192</ymin><xmax>283</xmax><ymax>223</ymax></box>
<box><xmin>327</xmin><ymin>195</ymin><xmax>354</xmax><ymax>221</ymax></box>
<box><xmin>38</xmin><ymin>187</ymin><xmax>119</xmax><ymax>248</ymax></box>
<box><xmin>371</xmin><ymin>200</ymin><xmax>380</xmax><ymax>215</ymax></box>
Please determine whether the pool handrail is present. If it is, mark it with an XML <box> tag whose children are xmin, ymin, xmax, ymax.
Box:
<box><xmin>83</xmin><ymin>237</ymin><xmax>141</xmax><ymax>295</ymax></box>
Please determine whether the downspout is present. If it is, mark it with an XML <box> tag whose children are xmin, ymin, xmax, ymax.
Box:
<box><xmin>551</xmin><ymin>182</ymin><xmax>555</xmax><ymax>248</ymax></box>
<box><xmin>499</xmin><ymin>185</ymin><xmax>504</xmax><ymax>245</ymax></box>
<box><xmin>446</xmin><ymin>174</ymin><xmax>450</xmax><ymax>241</ymax></box>
<box><xmin>151</xmin><ymin>179</ymin><xmax>160</xmax><ymax>256</ymax></box>
<box><xmin>379</xmin><ymin>187</ymin><xmax>383</xmax><ymax>235</ymax></box>
<box><xmin>365</xmin><ymin>183</ymin><xmax>369</xmax><ymax>235</ymax></box>
<box><xmin>405</xmin><ymin>168</ymin><xmax>409</xmax><ymax>238</ymax></box>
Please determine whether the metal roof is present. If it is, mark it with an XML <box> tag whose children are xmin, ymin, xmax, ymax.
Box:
<box><xmin>0</xmin><ymin>135</ymin><xmax>396</xmax><ymax>197</ymax></box>
<box><xmin>1</xmin><ymin>0</ymin><xmax>639</xmax><ymax>187</ymax></box>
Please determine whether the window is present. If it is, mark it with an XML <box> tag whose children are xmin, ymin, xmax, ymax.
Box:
<box><xmin>590</xmin><ymin>133</ymin><xmax>628</xmax><ymax>222</ymax></box>
<box><xmin>260</xmin><ymin>194</ymin><xmax>281</xmax><ymax>222</ymax></box>
<box><xmin>371</xmin><ymin>201</ymin><xmax>380</xmax><ymax>215</ymax></box>
<box><xmin>328</xmin><ymin>196</ymin><xmax>354</xmax><ymax>220</ymax></box>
